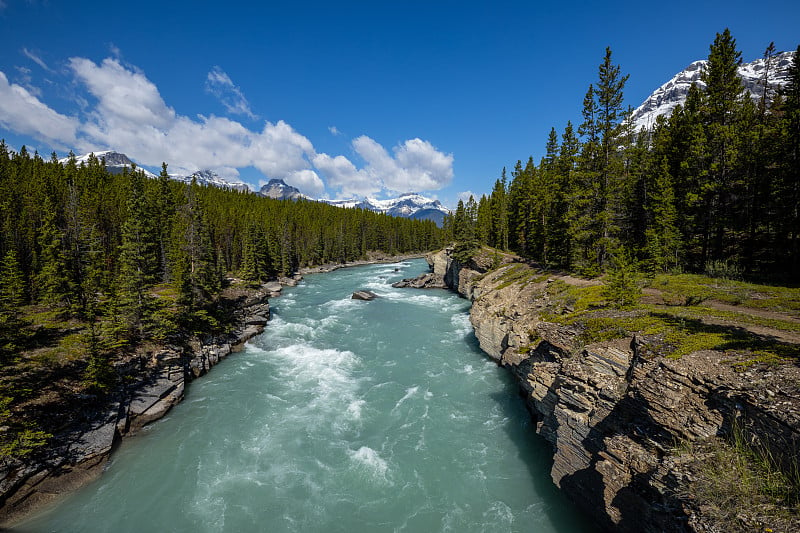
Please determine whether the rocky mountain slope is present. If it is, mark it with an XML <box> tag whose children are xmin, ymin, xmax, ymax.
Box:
<box><xmin>258</xmin><ymin>178</ymin><xmax>307</xmax><ymax>200</ymax></box>
<box><xmin>630</xmin><ymin>50</ymin><xmax>796</xmax><ymax>130</ymax></box>
<box><xmin>425</xmin><ymin>247</ymin><xmax>800</xmax><ymax>532</ymax></box>
<box><xmin>171</xmin><ymin>169</ymin><xmax>249</xmax><ymax>192</ymax></box>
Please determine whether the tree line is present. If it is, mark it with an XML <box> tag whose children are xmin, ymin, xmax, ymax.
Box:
<box><xmin>445</xmin><ymin>30</ymin><xmax>800</xmax><ymax>283</ymax></box>
<box><xmin>0</xmin><ymin>147</ymin><xmax>442</xmax><ymax>372</ymax></box>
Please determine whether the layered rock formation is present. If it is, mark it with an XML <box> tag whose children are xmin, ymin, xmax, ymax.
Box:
<box><xmin>428</xmin><ymin>248</ymin><xmax>800</xmax><ymax>532</ymax></box>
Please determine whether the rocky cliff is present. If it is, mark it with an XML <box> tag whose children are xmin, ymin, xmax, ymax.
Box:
<box><xmin>428</xmin><ymin>248</ymin><xmax>800</xmax><ymax>532</ymax></box>
<box><xmin>0</xmin><ymin>280</ymin><xmax>282</xmax><ymax>525</ymax></box>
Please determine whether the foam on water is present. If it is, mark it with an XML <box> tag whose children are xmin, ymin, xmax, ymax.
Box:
<box><xmin>450</xmin><ymin>312</ymin><xmax>473</xmax><ymax>337</ymax></box>
<box><xmin>391</xmin><ymin>386</ymin><xmax>419</xmax><ymax>413</ymax></box>
<box><xmin>348</xmin><ymin>446</ymin><xmax>391</xmax><ymax>484</ymax></box>
<box><xmin>346</xmin><ymin>399</ymin><xmax>366</xmax><ymax>420</ymax></box>
<box><xmin>16</xmin><ymin>258</ymin><xmax>596</xmax><ymax>533</ymax></box>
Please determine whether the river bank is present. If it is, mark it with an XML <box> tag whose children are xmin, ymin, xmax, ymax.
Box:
<box><xmin>8</xmin><ymin>257</ymin><xmax>596</xmax><ymax>533</ymax></box>
<box><xmin>0</xmin><ymin>252</ymin><xmax>425</xmax><ymax>527</ymax></box>
<box><xmin>297</xmin><ymin>252</ymin><xmax>425</xmax><ymax>274</ymax></box>
<box><xmin>425</xmin><ymin>246</ymin><xmax>800</xmax><ymax>532</ymax></box>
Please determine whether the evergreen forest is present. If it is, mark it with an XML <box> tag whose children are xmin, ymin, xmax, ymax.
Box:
<box><xmin>445</xmin><ymin>30</ymin><xmax>800</xmax><ymax>284</ymax></box>
<box><xmin>0</xmin><ymin>146</ymin><xmax>440</xmax><ymax>409</ymax></box>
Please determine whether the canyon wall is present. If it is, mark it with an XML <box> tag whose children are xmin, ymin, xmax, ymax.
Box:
<box><xmin>429</xmin><ymin>249</ymin><xmax>800</xmax><ymax>532</ymax></box>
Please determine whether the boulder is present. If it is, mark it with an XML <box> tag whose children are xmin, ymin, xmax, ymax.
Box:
<box><xmin>351</xmin><ymin>290</ymin><xmax>379</xmax><ymax>301</ymax></box>
<box><xmin>245</xmin><ymin>315</ymin><xmax>269</xmax><ymax>326</ymax></box>
<box><xmin>263</xmin><ymin>281</ymin><xmax>282</xmax><ymax>294</ymax></box>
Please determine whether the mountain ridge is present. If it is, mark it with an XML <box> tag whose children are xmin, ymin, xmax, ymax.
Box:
<box><xmin>630</xmin><ymin>50</ymin><xmax>796</xmax><ymax>130</ymax></box>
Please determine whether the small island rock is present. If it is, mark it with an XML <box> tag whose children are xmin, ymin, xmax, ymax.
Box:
<box><xmin>352</xmin><ymin>290</ymin><xmax>379</xmax><ymax>301</ymax></box>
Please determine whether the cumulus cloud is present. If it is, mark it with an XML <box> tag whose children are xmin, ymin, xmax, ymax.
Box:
<box><xmin>313</xmin><ymin>152</ymin><xmax>378</xmax><ymax>197</ymax></box>
<box><xmin>286</xmin><ymin>169</ymin><xmax>325</xmax><ymax>197</ymax></box>
<box><xmin>457</xmin><ymin>190</ymin><xmax>478</xmax><ymax>203</ymax></box>
<box><xmin>205</xmin><ymin>66</ymin><xmax>256</xmax><ymax>119</ymax></box>
<box><xmin>312</xmin><ymin>136</ymin><xmax>454</xmax><ymax>198</ymax></box>
<box><xmin>0</xmin><ymin>71</ymin><xmax>78</xmax><ymax>148</ymax></box>
<box><xmin>62</xmin><ymin>57</ymin><xmax>315</xmax><ymax>182</ymax></box>
<box><xmin>0</xmin><ymin>54</ymin><xmax>456</xmax><ymax>199</ymax></box>
<box><xmin>351</xmin><ymin>135</ymin><xmax>453</xmax><ymax>194</ymax></box>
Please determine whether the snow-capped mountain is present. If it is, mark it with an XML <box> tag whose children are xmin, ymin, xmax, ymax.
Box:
<box><xmin>59</xmin><ymin>150</ymin><xmax>158</xmax><ymax>178</ymax></box>
<box><xmin>630</xmin><ymin>50</ymin><xmax>796</xmax><ymax>131</ymax></box>
<box><xmin>61</xmin><ymin>151</ymin><xmax>249</xmax><ymax>192</ymax></box>
<box><xmin>321</xmin><ymin>192</ymin><xmax>450</xmax><ymax>226</ymax></box>
<box><xmin>60</xmin><ymin>153</ymin><xmax>449</xmax><ymax>223</ymax></box>
<box><xmin>171</xmin><ymin>169</ymin><xmax>250</xmax><ymax>192</ymax></box>
<box><xmin>258</xmin><ymin>178</ymin><xmax>307</xmax><ymax>200</ymax></box>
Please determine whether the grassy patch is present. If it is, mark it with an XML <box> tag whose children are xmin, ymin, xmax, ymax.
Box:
<box><xmin>680</xmin><ymin>423</ymin><xmax>800</xmax><ymax>531</ymax></box>
<box><xmin>534</xmin><ymin>279</ymin><xmax>799</xmax><ymax>361</ymax></box>
<box><xmin>668</xmin><ymin>306</ymin><xmax>800</xmax><ymax>334</ymax></box>
<box><xmin>542</xmin><ymin>282</ymin><xmax>606</xmax><ymax>318</ymax></box>
<box><xmin>493</xmin><ymin>264</ymin><xmax>544</xmax><ymax>290</ymax></box>
<box><xmin>649</xmin><ymin>274</ymin><xmax>800</xmax><ymax>316</ymax></box>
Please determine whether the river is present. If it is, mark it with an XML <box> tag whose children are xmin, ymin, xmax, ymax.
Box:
<box><xmin>16</xmin><ymin>259</ymin><xmax>597</xmax><ymax>532</ymax></box>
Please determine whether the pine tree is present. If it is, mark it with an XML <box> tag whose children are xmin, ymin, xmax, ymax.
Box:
<box><xmin>778</xmin><ymin>45</ymin><xmax>800</xmax><ymax>276</ymax></box>
<box><xmin>117</xmin><ymin>171</ymin><xmax>160</xmax><ymax>337</ymax></box>
<box><xmin>700</xmin><ymin>28</ymin><xmax>746</xmax><ymax>266</ymax></box>
<box><xmin>594</xmin><ymin>47</ymin><xmax>630</xmax><ymax>268</ymax></box>
<box><xmin>155</xmin><ymin>162</ymin><xmax>176</xmax><ymax>281</ymax></box>
<box><xmin>0</xmin><ymin>249</ymin><xmax>26</xmax><ymax>359</ymax></box>
<box><xmin>489</xmin><ymin>170</ymin><xmax>509</xmax><ymax>250</ymax></box>
<box><xmin>35</xmin><ymin>196</ymin><xmax>73</xmax><ymax>308</ymax></box>
<box><xmin>644</xmin><ymin>157</ymin><xmax>681</xmax><ymax>272</ymax></box>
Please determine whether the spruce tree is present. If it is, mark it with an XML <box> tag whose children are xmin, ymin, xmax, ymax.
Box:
<box><xmin>700</xmin><ymin>28</ymin><xmax>746</xmax><ymax>266</ymax></box>
<box><xmin>778</xmin><ymin>45</ymin><xmax>800</xmax><ymax>276</ymax></box>
<box><xmin>0</xmin><ymin>249</ymin><xmax>26</xmax><ymax>359</ymax></box>
<box><xmin>36</xmin><ymin>197</ymin><xmax>73</xmax><ymax>308</ymax></box>
<box><xmin>644</xmin><ymin>157</ymin><xmax>681</xmax><ymax>272</ymax></box>
<box><xmin>117</xmin><ymin>171</ymin><xmax>160</xmax><ymax>337</ymax></box>
<box><xmin>594</xmin><ymin>47</ymin><xmax>630</xmax><ymax>268</ymax></box>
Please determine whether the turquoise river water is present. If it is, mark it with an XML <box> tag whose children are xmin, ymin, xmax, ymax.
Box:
<box><xmin>16</xmin><ymin>259</ymin><xmax>597</xmax><ymax>532</ymax></box>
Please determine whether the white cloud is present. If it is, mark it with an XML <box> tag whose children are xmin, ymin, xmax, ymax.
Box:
<box><xmin>328</xmin><ymin>126</ymin><xmax>340</xmax><ymax>136</ymax></box>
<box><xmin>22</xmin><ymin>48</ymin><xmax>52</xmax><ymax>72</ymax></box>
<box><xmin>0</xmin><ymin>71</ymin><xmax>78</xmax><ymax>148</ymax></box>
<box><xmin>62</xmin><ymin>58</ymin><xmax>317</xmax><ymax>189</ymax></box>
<box><xmin>313</xmin><ymin>152</ymin><xmax>378</xmax><ymax>198</ymax></box>
<box><xmin>352</xmin><ymin>135</ymin><xmax>454</xmax><ymax>194</ymax></box>
<box><xmin>286</xmin><ymin>169</ymin><xmax>325</xmax><ymax>197</ymax></box>
<box><xmin>70</xmin><ymin>57</ymin><xmax>175</xmax><ymax>131</ymax></box>
<box><xmin>205</xmin><ymin>66</ymin><xmax>256</xmax><ymax>119</ymax></box>
<box><xmin>457</xmin><ymin>190</ymin><xmax>477</xmax><ymax>204</ymax></box>
<box><xmin>0</xmin><ymin>55</ymin><xmax>456</xmax><ymax>201</ymax></box>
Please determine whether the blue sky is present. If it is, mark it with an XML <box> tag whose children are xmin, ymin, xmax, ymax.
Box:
<box><xmin>1</xmin><ymin>0</ymin><xmax>798</xmax><ymax>208</ymax></box>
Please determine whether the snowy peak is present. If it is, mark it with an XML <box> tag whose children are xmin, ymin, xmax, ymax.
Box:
<box><xmin>630</xmin><ymin>50</ymin><xmax>796</xmax><ymax>130</ymax></box>
<box><xmin>59</xmin><ymin>150</ymin><xmax>157</xmax><ymax>178</ymax></box>
<box><xmin>61</xmin><ymin>151</ymin><xmax>249</xmax><ymax>191</ymax></box>
<box><xmin>321</xmin><ymin>192</ymin><xmax>449</xmax><ymax>225</ymax></box>
<box><xmin>172</xmin><ymin>169</ymin><xmax>250</xmax><ymax>192</ymax></box>
<box><xmin>258</xmin><ymin>178</ymin><xmax>306</xmax><ymax>200</ymax></box>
